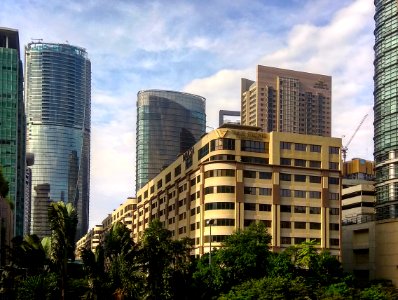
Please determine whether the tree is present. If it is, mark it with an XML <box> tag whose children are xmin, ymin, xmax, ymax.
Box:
<box><xmin>0</xmin><ymin>166</ymin><xmax>9</xmax><ymax>198</ymax></box>
<box><xmin>47</xmin><ymin>201</ymin><xmax>78</xmax><ymax>300</ymax></box>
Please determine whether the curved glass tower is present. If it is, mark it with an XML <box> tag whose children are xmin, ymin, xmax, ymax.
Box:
<box><xmin>374</xmin><ymin>0</ymin><xmax>398</xmax><ymax>220</ymax></box>
<box><xmin>25</xmin><ymin>42</ymin><xmax>91</xmax><ymax>238</ymax></box>
<box><xmin>136</xmin><ymin>90</ymin><xmax>206</xmax><ymax>191</ymax></box>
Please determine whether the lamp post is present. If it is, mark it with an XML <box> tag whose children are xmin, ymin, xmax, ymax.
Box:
<box><xmin>206</xmin><ymin>219</ymin><xmax>214</xmax><ymax>266</ymax></box>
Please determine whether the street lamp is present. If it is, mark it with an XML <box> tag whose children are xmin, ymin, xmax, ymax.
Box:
<box><xmin>206</xmin><ymin>219</ymin><xmax>214</xmax><ymax>265</ymax></box>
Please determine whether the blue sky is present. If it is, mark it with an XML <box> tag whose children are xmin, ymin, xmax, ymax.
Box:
<box><xmin>1</xmin><ymin>0</ymin><xmax>375</xmax><ymax>228</ymax></box>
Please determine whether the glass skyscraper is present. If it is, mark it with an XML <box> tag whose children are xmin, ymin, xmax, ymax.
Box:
<box><xmin>25</xmin><ymin>42</ymin><xmax>91</xmax><ymax>239</ymax></box>
<box><xmin>0</xmin><ymin>28</ymin><xmax>26</xmax><ymax>236</ymax></box>
<box><xmin>374</xmin><ymin>0</ymin><xmax>398</xmax><ymax>220</ymax></box>
<box><xmin>136</xmin><ymin>90</ymin><xmax>206</xmax><ymax>191</ymax></box>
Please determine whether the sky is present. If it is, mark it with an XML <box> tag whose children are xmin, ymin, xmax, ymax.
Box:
<box><xmin>1</xmin><ymin>0</ymin><xmax>375</xmax><ymax>229</ymax></box>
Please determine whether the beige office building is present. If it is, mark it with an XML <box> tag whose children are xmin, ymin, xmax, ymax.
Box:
<box><xmin>241</xmin><ymin>65</ymin><xmax>331</xmax><ymax>137</ymax></box>
<box><xmin>132</xmin><ymin>124</ymin><xmax>341</xmax><ymax>256</ymax></box>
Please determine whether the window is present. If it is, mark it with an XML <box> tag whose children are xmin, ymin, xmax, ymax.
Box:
<box><xmin>144</xmin><ymin>190</ymin><xmax>148</xmax><ymax>198</ymax></box>
<box><xmin>190</xmin><ymin>223</ymin><xmax>196</xmax><ymax>231</ymax></box>
<box><xmin>165</xmin><ymin>172</ymin><xmax>171</xmax><ymax>183</ymax></box>
<box><xmin>241</xmin><ymin>156</ymin><xmax>269</xmax><ymax>164</ymax></box>
<box><xmin>294</xmin><ymin>174</ymin><xmax>306</xmax><ymax>182</ymax></box>
<box><xmin>330</xmin><ymin>208</ymin><xmax>339</xmax><ymax>215</ymax></box>
<box><xmin>295</xmin><ymin>238</ymin><xmax>306</xmax><ymax>244</ymax></box>
<box><xmin>259</xmin><ymin>188</ymin><xmax>272</xmax><ymax>196</ymax></box>
<box><xmin>205</xmin><ymin>202</ymin><xmax>235</xmax><ymax>210</ymax></box>
<box><xmin>329</xmin><ymin>192</ymin><xmax>339</xmax><ymax>200</ymax></box>
<box><xmin>244</xmin><ymin>203</ymin><xmax>256</xmax><ymax>211</ymax></box>
<box><xmin>179</xmin><ymin>212</ymin><xmax>186</xmax><ymax>220</ymax></box>
<box><xmin>206</xmin><ymin>219</ymin><xmax>235</xmax><ymax>226</ymax></box>
<box><xmin>205</xmin><ymin>169</ymin><xmax>235</xmax><ymax>178</ymax></box>
<box><xmin>261</xmin><ymin>220</ymin><xmax>271</xmax><ymax>227</ymax></box>
<box><xmin>204</xmin><ymin>187</ymin><xmax>214</xmax><ymax>194</ymax></box>
<box><xmin>280</xmin><ymin>158</ymin><xmax>291</xmax><ymax>166</ymax></box>
<box><xmin>244</xmin><ymin>187</ymin><xmax>257</xmax><ymax>195</ymax></box>
<box><xmin>280</xmin><ymin>205</ymin><xmax>291</xmax><ymax>212</ymax></box>
<box><xmin>280</xmin><ymin>141</ymin><xmax>291</xmax><ymax>150</ymax></box>
<box><xmin>330</xmin><ymin>223</ymin><xmax>339</xmax><ymax>231</ymax></box>
<box><xmin>150</xmin><ymin>186</ymin><xmax>154</xmax><ymax>193</ymax></box>
<box><xmin>295</xmin><ymin>159</ymin><xmax>306</xmax><ymax>167</ymax></box>
<box><xmin>309</xmin><ymin>191</ymin><xmax>321</xmax><ymax>199</ymax></box>
<box><xmin>310</xmin><ymin>144</ymin><xmax>321</xmax><ymax>152</ymax></box>
<box><xmin>329</xmin><ymin>147</ymin><xmax>340</xmax><ymax>154</ymax></box>
<box><xmin>244</xmin><ymin>219</ymin><xmax>256</xmax><ymax>227</ymax></box>
<box><xmin>310</xmin><ymin>207</ymin><xmax>321</xmax><ymax>214</ymax></box>
<box><xmin>241</xmin><ymin>140</ymin><xmax>267</xmax><ymax>152</ymax></box>
<box><xmin>198</xmin><ymin>144</ymin><xmax>209</xmax><ymax>160</ymax></box>
<box><xmin>259</xmin><ymin>204</ymin><xmax>271</xmax><ymax>211</ymax></box>
<box><xmin>243</xmin><ymin>170</ymin><xmax>257</xmax><ymax>178</ymax></box>
<box><xmin>197</xmin><ymin>175</ymin><xmax>201</xmax><ymax>183</ymax></box>
<box><xmin>329</xmin><ymin>162</ymin><xmax>339</xmax><ymax>170</ymax></box>
<box><xmin>210</xmin><ymin>154</ymin><xmax>235</xmax><ymax>161</ymax></box>
<box><xmin>295</xmin><ymin>222</ymin><xmax>306</xmax><ymax>229</ymax></box>
<box><xmin>294</xmin><ymin>190</ymin><xmax>306</xmax><ymax>198</ymax></box>
<box><xmin>329</xmin><ymin>177</ymin><xmax>340</xmax><ymax>185</ymax></box>
<box><xmin>330</xmin><ymin>238</ymin><xmax>340</xmax><ymax>246</ymax></box>
<box><xmin>175</xmin><ymin>165</ymin><xmax>181</xmax><ymax>176</ymax></box>
<box><xmin>217</xmin><ymin>185</ymin><xmax>235</xmax><ymax>193</ymax></box>
<box><xmin>309</xmin><ymin>160</ymin><xmax>321</xmax><ymax>168</ymax></box>
<box><xmin>295</xmin><ymin>143</ymin><xmax>307</xmax><ymax>151</ymax></box>
<box><xmin>190</xmin><ymin>208</ymin><xmax>196</xmax><ymax>216</ymax></box>
<box><xmin>310</xmin><ymin>222</ymin><xmax>321</xmax><ymax>230</ymax></box>
<box><xmin>280</xmin><ymin>173</ymin><xmax>291</xmax><ymax>181</ymax></box>
<box><xmin>281</xmin><ymin>221</ymin><xmax>291</xmax><ymax>228</ymax></box>
<box><xmin>309</xmin><ymin>176</ymin><xmax>321</xmax><ymax>183</ymax></box>
<box><xmin>294</xmin><ymin>206</ymin><xmax>306</xmax><ymax>213</ymax></box>
<box><xmin>259</xmin><ymin>172</ymin><xmax>272</xmax><ymax>179</ymax></box>
<box><xmin>210</xmin><ymin>138</ymin><xmax>235</xmax><ymax>151</ymax></box>
<box><xmin>178</xmin><ymin>226</ymin><xmax>186</xmax><ymax>234</ymax></box>
<box><xmin>280</xmin><ymin>189</ymin><xmax>291</xmax><ymax>197</ymax></box>
<box><xmin>281</xmin><ymin>237</ymin><xmax>292</xmax><ymax>244</ymax></box>
<box><xmin>204</xmin><ymin>235</ymin><xmax>228</xmax><ymax>243</ymax></box>
<box><xmin>157</xmin><ymin>179</ymin><xmax>163</xmax><ymax>189</ymax></box>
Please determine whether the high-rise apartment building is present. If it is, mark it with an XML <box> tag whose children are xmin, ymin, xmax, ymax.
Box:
<box><xmin>374</xmin><ymin>0</ymin><xmax>398</xmax><ymax>220</ymax></box>
<box><xmin>133</xmin><ymin>124</ymin><xmax>342</xmax><ymax>257</ymax></box>
<box><xmin>0</xmin><ymin>28</ymin><xmax>26</xmax><ymax>236</ymax></box>
<box><xmin>136</xmin><ymin>90</ymin><xmax>206</xmax><ymax>191</ymax></box>
<box><xmin>25</xmin><ymin>42</ymin><xmax>91</xmax><ymax>239</ymax></box>
<box><xmin>241</xmin><ymin>65</ymin><xmax>331</xmax><ymax>137</ymax></box>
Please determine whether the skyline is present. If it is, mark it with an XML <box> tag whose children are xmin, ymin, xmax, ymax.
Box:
<box><xmin>0</xmin><ymin>0</ymin><xmax>375</xmax><ymax>228</ymax></box>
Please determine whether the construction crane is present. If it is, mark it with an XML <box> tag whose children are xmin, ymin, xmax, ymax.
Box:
<box><xmin>342</xmin><ymin>114</ymin><xmax>369</xmax><ymax>162</ymax></box>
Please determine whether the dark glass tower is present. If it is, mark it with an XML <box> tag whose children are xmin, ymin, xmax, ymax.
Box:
<box><xmin>374</xmin><ymin>0</ymin><xmax>398</xmax><ymax>219</ymax></box>
<box><xmin>0</xmin><ymin>27</ymin><xmax>26</xmax><ymax>236</ymax></box>
<box><xmin>136</xmin><ymin>90</ymin><xmax>206</xmax><ymax>191</ymax></box>
<box><xmin>25</xmin><ymin>42</ymin><xmax>91</xmax><ymax>238</ymax></box>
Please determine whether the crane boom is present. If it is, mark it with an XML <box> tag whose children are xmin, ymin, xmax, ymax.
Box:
<box><xmin>342</xmin><ymin>114</ymin><xmax>368</xmax><ymax>162</ymax></box>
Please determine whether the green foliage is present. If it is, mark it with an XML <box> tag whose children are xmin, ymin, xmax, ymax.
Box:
<box><xmin>317</xmin><ymin>282</ymin><xmax>355</xmax><ymax>300</ymax></box>
<box><xmin>218</xmin><ymin>276</ymin><xmax>310</xmax><ymax>300</ymax></box>
<box><xmin>16</xmin><ymin>273</ymin><xmax>59</xmax><ymax>300</ymax></box>
<box><xmin>360</xmin><ymin>284</ymin><xmax>398</xmax><ymax>300</ymax></box>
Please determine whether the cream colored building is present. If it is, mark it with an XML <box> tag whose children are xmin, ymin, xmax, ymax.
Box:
<box><xmin>241</xmin><ymin>65</ymin><xmax>331</xmax><ymax>137</ymax></box>
<box><xmin>132</xmin><ymin>124</ymin><xmax>341</xmax><ymax>256</ymax></box>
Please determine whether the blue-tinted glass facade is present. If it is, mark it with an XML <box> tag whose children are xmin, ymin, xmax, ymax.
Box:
<box><xmin>136</xmin><ymin>90</ymin><xmax>206</xmax><ymax>191</ymax></box>
<box><xmin>25</xmin><ymin>42</ymin><xmax>90</xmax><ymax>238</ymax></box>
<box><xmin>0</xmin><ymin>28</ymin><xmax>26</xmax><ymax>236</ymax></box>
<box><xmin>374</xmin><ymin>0</ymin><xmax>398</xmax><ymax>219</ymax></box>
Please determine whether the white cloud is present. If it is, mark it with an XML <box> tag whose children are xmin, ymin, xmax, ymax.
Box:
<box><xmin>184</xmin><ymin>0</ymin><xmax>375</xmax><ymax>161</ymax></box>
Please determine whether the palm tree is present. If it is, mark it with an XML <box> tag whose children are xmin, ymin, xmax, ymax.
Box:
<box><xmin>48</xmin><ymin>201</ymin><xmax>78</xmax><ymax>300</ymax></box>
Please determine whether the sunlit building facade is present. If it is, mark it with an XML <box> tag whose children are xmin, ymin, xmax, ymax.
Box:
<box><xmin>133</xmin><ymin>124</ymin><xmax>342</xmax><ymax>257</ymax></box>
<box><xmin>0</xmin><ymin>27</ymin><xmax>25</xmax><ymax>236</ymax></box>
<box><xmin>136</xmin><ymin>90</ymin><xmax>206</xmax><ymax>191</ymax></box>
<box><xmin>25</xmin><ymin>42</ymin><xmax>91</xmax><ymax>239</ymax></box>
<box><xmin>241</xmin><ymin>65</ymin><xmax>331</xmax><ymax>137</ymax></box>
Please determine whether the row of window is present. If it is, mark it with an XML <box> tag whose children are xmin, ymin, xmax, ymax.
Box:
<box><xmin>281</xmin><ymin>237</ymin><xmax>339</xmax><ymax>246</ymax></box>
<box><xmin>281</xmin><ymin>221</ymin><xmax>339</xmax><ymax>230</ymax></box>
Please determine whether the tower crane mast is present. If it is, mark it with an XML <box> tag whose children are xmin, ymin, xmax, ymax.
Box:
<box><xmin>342</xmin><ymin>114</ymin><xmax>368</xmax><ymax>162</ymax></box>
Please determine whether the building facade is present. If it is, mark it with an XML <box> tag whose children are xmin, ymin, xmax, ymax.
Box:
<box><xmin>136</xmin><ymin>90</ymin><xmax>206</xmax><ymax>191</ymax></box>
<box><xmin>25</xmin><ymin>42</ymin><xmax>91</xmax><ymax>239</ymax></box>
<box><xmin>374</xmin><ymin>0</ymin><xmax>398</xmax><ymax>220</ymax></box>
<box><xmin>241</xmin><ymin>65</ymin><xmax>331</xmax><ymax>137</ymax></box>
<box><xmin>133</xmin><ymin>124</ymin><xmax>342</xmax><ymax>257</ymax></box>
<box><xmin>0</xmin><ymin>27</ymin><xmax>26</xmax><ymax>236</ymax></box>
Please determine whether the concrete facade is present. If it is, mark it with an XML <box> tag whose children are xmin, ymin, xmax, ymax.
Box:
<box><xmin>133</xmin><ymin>124</ymin><xmax>342</xmax><ymax>256</ymax></box>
